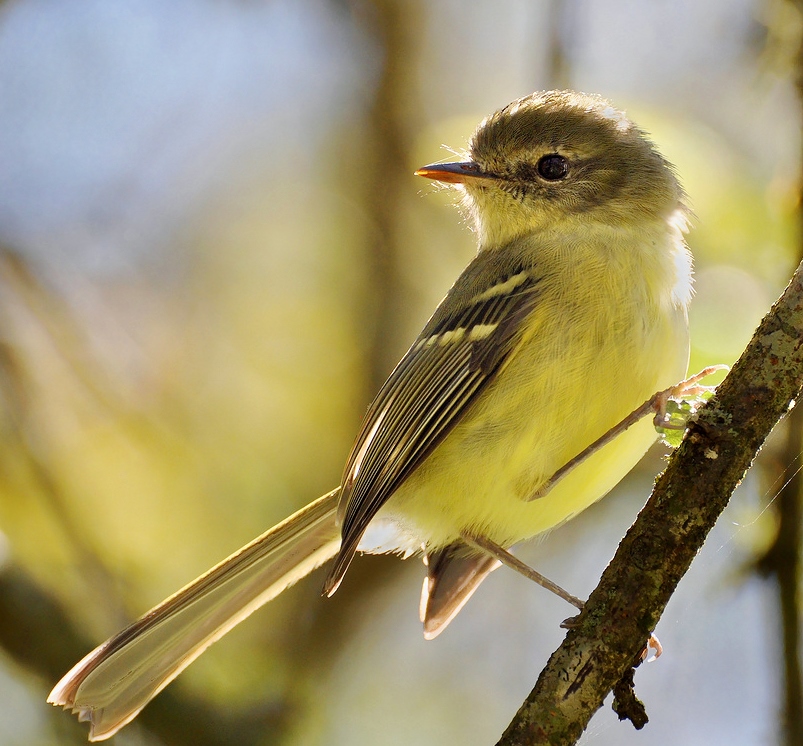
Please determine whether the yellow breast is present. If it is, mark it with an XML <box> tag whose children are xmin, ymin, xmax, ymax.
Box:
<box><xmin>372</xmin><ymin>219</ymin><xmax>691</xmax><ymax>554</ymax></box>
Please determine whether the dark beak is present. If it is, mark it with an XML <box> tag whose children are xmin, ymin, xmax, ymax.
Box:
<box><xmin>415</xmin><ymin>161</ymin><xmax>497</xmax><ymax>184</ymax></box>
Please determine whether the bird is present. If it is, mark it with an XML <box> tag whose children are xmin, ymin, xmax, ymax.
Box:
<box><xmin>49</xmin><ymin>89</ymin><xmax>692</xmax><ymax>742</ymax></box>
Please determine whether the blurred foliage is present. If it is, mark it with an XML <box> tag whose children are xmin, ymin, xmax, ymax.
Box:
<box><xmin>0</xmin><ymin>0</ymin><xmax>801</xmax><ymax>744</ymax></box>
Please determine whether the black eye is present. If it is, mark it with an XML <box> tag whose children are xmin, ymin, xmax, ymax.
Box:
<box><xmin>536</xmin><ymin>154</ymin><xmax>569</xmax><ymax>181</ymax></box>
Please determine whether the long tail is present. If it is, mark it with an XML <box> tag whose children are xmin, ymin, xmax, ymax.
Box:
<box><xmin>48</xmin><ymin>488</ymin><xmax>341</xmax><ymax>742</ymax></box>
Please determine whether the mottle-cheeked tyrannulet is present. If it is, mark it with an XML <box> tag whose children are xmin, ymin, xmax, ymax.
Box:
<box><xmin>49</xmin><ymin>90</ymin><xmax>692</xmax><ymax>741</ymax></box>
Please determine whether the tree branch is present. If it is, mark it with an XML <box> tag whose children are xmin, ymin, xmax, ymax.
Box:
<box><xmin>497</xmin><ymin>259</ymin><xmax>803</xmax><ymax>745</ymax></box>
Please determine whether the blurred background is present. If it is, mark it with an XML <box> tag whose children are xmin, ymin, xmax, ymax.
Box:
<box><xmin>0</xmin><ymin>0</ymin><xmax>801</xmax><ymax>744</ymax></box>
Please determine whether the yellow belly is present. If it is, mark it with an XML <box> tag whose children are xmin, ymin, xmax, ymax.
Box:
<box><xmin>373</xmin><ymin>268</ymin><xmax>689</xmax><ymax>554</ymax></box>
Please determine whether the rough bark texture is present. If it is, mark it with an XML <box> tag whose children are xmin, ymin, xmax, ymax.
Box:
<box><xmin>497</xmin><ymin>260</ymin><xmax>803</xmax><ymax>746</ymax></box>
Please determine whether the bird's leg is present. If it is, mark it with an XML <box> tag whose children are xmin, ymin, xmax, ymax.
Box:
<box><xmin>527</xmin><ymin>365</ymin><xmax>728</xmax><ymax>502</ymax></box>
<box><xmin>460</xmin><ymin>532</ymin><xmax>584</xmax><ymax>610</ymax></box>
<box><xmin>462</xmin><ymin>532</ymin><xmax>666</xmax><ymax>659</ymax></box>
<box><xmin>651</xmin><ymin>364</ymin><xmax>728</xmax><ymax>429</ymax></box>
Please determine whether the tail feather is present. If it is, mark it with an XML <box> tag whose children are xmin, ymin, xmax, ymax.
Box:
<box><xmin>48</xmin><ymin>488</ymin><xmax>341</xmax><ymax>742</ymax></box>
<box><xmin>420</xmin><ymin>542</ymin><xmax>500</xmax><ymax>640</ymax></box>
